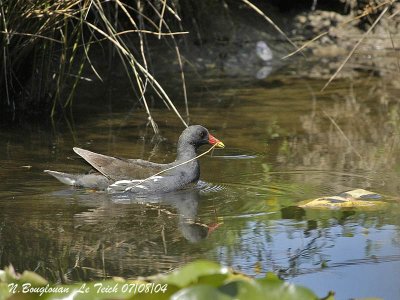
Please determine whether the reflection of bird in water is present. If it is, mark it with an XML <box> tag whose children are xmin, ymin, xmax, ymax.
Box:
<box><xmin>54</xmin><ymin>186</ymin><xmax>221</xmax><ymax>243</ymax></box>
<box><xmin>112</xmin><ymin>188</ymin><xmax>221</xmax><ymax>243</ymax></box>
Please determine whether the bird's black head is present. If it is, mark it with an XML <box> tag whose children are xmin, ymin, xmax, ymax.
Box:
<box><xmin>178</xmin><ymin>125</ymin><xmax>224</xmax><ymax>149</ymax></box>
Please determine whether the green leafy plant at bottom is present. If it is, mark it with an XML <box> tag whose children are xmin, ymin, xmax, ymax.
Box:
<box><xmin>0</xmin><ymin>260</ymin><xmax>334</xmax><ymax>300</ymax></box>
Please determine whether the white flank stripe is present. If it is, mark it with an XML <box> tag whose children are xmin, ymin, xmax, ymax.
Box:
<box><xmin>150</xmin><ymin>175</ymin><xmax>163</xmax><ymax>182</ymax></box>
<box><xmin>136</xmin><ymin>185</ymin><xmax>148</xmax><ymax>189</ymax></box>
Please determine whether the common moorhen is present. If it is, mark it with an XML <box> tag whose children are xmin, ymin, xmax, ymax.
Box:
<box><xmin>45</xmin><ymin>125</ymin><xmax>224</xmax><ymax>192</ymax></box>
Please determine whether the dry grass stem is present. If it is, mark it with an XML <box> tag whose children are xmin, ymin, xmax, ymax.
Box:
<box><xmin>241</xmin><ymin>0</ymin><xmax>300</xmax><ymax>52</ymax></box>
<box><xmin>283</xmin><ymin>0</ymin><xmax>395</xmax><ymax>60</ymax></box>
<box><xmin>1</xmin><ymin>0</ymin><xmax>191</xmax><ymax>132</ymax></box>
<box><xmin>322</xmin><ymin>110</ymin><xmax>362</xmax><ymax>159</ymax></box>
<box><xmin>321</xmin><ymin>6</ymin><xmax>389</xmax><ymax>91</ymax></box>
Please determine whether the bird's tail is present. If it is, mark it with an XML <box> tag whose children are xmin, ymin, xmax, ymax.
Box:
<box><xmin>44</xmin><ymin>170</ymin><xmax>78</xmax><ymax>186</ymax></box>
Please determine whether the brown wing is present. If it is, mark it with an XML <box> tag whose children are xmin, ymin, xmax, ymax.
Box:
<box><xmin>73</xmin><ymin>147</ymin><xmax>166</xmax><ymax>181</ymax></box>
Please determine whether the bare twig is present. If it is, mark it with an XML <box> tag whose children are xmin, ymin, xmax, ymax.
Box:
<box><xmin>114</xmin><ymin>29</ymin><xmax>189</xmax><ymax>36</ymax></box>
<box><xmin>322</xmin><ymin>110</ymin><xmax>362</xmax><ymax>159</ymax></box>
<box><xmin>241</xmin><ymin>0</ymin><xmax>300</xmax><ymax>52</ymax></box>
<box><xmin>283</xmin><ymin>0</ymin><xmax>394</xmax><ymax>60</ymax></box>
<box><xmin>321</xmin><ymin>6</ymin><xmax>389</xmax><ymax>91</ymax></box>
<box><xmin>158</xmin><ymin>0</ymin><xmax>167</xmax><ymax>39</ymax></box>
<box><xmin>145</xmin><ymin>0</ymin><xmax>190</xmax><ymax>118</ymax></box>
<box><xmin>388</xmin><ymin>30</ymin><xmax>400</xmax><ymax>73</ymax></box>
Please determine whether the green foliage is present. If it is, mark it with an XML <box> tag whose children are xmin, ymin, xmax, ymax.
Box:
<box><xmin>0</xmin><ymin>260</ymin><xmax>333</xmax><ymax>300</ymax></box>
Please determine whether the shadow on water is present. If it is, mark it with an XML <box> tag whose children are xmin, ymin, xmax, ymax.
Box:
<box><xmin>1</xmin><ymin>63</ymin><xmax>400</xmax><ymax>298</ymax></box>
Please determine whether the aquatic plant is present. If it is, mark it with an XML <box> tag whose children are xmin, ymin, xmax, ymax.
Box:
<box><xmin>0</xmin><ymin>0</ymin><xmax>189</xmax><ymax>132</ymax></box>
<box><xmin>0</xmin><ymin>260</ymin><xmax>334</xmax><ymax>299</ymax></box>
<box><xmin>0</xmin><ymin>0</ymin><xmax>297</xmax><ymax>132</ymax></box>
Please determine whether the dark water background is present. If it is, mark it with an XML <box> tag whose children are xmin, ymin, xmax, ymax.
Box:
<box><xmin>1</xmin><ymin>62</ymin><xmax>400</xmax><ymax>299</ymax></box>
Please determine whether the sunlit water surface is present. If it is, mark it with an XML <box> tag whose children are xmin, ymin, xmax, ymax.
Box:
<box><xmin>1</xmin><ymin>66</ymin><xmax>400</xmax><ymax>299</ymax></box>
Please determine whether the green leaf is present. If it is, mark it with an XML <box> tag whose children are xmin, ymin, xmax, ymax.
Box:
<box><xmin>133</xmin><ymin>282</ymin><xmax>179</xmax><ymax>300</ymax></box>
<box><xmin>0</xmin><ymin>270</ymin><xmax>6</xmax><ymax>282</ymax></box>
<box><xmin>0</xmin><ymin>261</ymin><xmax>333</xmax><ymax>300</ymax></box>
<box><xmin>197</xmin><ymin>274</ymin><xmax>229</xmax><ymax>287</ymax></box>
<box><xmin>161</xmin><ymin>260</ymin><xmax>226</xmax><ymax>288</ymax></box>
<box><xmin>263</xmin><ymin>272</ymin><xmax>281</xmax><ymax>282</ymax></box>
<box><xmin>219</xmin><ymin>280</ymin><xmax>265</xmax><ymax>300</ymax></box>
<box><xmin>170</xmin><ymin>285</ymin><xmax>231</xmax><ymax>300</ymax></box>
<box><xmin>42</xmin><ymin>281</ymin><xmax>134</xmax><ymax>300</ymax></box>
<box><xmin>19</xmin><ymin>271</ymin><xmax>48</xmax><ymax>286</ymax></box>
<box><xmin>257</xmin><ymin>274</ymin><xmax>318</xmax><ymax>300</ymax></box>
<box><xmin>0</xmin><ymin>283</ymin><xmax>10</xmax><ymax>300</ymax></box>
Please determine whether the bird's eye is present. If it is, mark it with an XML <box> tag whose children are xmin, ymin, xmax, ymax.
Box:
<box><xmin>199</xmin><ymin>131</ymin><xmax>206</xmax><ymax>139</ymax></box>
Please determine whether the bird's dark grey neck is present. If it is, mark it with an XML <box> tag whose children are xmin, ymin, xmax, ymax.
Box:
<box><xmin>176</xmin><ymin>142</ymin><xmax>198</xmax><ymax>162</ymax></box>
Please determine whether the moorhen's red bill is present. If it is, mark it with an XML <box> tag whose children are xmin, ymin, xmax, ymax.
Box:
<box><xmin>44</xmin><ymin>125</ymin><xmax>224</xmax><ymax>193</ymax></box>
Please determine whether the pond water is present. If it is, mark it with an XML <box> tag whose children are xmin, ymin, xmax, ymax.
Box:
<box><xmin>1</xmin><ymin>63</ymin><xmax>400</xmax><ymax>299</ymax></box>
